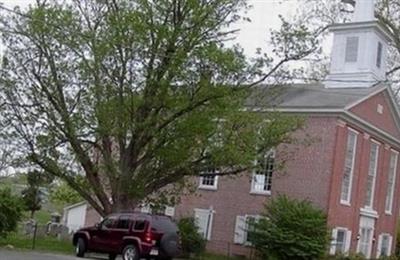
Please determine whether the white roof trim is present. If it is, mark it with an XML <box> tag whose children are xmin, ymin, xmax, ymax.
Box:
<box><xmin>63</xmin><ymin>201</ymin><xmax>87</xmax><ymax>211</ymax></box>
<box><xmin>343</xmin><ymin>111</ymin><xmax>400</xmax><ymax>147</ymax></box>
<box><xmin>245</xmin><ymin>107</ymin><xmax>344</xmax><ymax>113</ymax></box>
<box><xmin>344</xmin><ymin>86</ymin><xmax>386</xmax><ymax>110</ymax></box>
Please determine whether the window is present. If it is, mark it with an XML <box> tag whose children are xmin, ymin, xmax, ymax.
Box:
<box><xmin>345</xmin><ymin>37</ymin><xmax>359</xmax><ymax>62</ymax></box>
<box><xmin>133</xmin><ymin>220</ymin><xmax>146</xmax><ymax>231</ymax></box>
<box><xmin>199</xmin><ymin>168</ymin><xmax>219</xmax><ymax>190</ymax></box>
<box><xmin>234</xmin><ymin>215</ymin><xmax>262</xmax><ymax>245</ymax></box>
<box><xmin>341</xmin><ymin>130</ymin><xmax>358</xmax><ymax>204</ymax></box>
<box><xmin>251</xmin><ymin>150</ymin><xmax>275</xmax><ymax>194</ymax></box>
<box><xmin>385</xmin><ymin>151</ymin><xmax>398</xmax><ymax>214</ymax></box>
<box><xmin>376</xmin><ymin>42</ymin><xmax>383</xmax><ymax>68</ymax></box>
<box><xmin>377</xmin><ymin>234</ymin><xmax>392</xmax><ymax>257</ymax></box>
<box><xmin>194</xmin><ymin>208</ymin><xmax>214</xmax><ymax>240</ymax></box>
<box><xmin>151</xmin><ymin>216</ymin><xmax>178</xmax><ymax>233</ymax></box>
<box><xmin>364</xmin><ymin>142</ymin><xmax>379</xmax><ymax>209</ymax></box>
<box><xmin>116</xmin><ymin>215</ymin><xmax>131</xmax><ymax>230</ymax></box>
<box><xmin>336</xmin><ymin>230</ymin><xmax>346</xmax><ymax>254</ymax></box>
<box><xmin>101</xmin><ymin>216</ymin><xmax>117</xmax><ymax>229</ymax></box>
<box><xmin>330</xmin><ymin>228</ymin><xmax>351</xmax><ymax>255</ymax></box>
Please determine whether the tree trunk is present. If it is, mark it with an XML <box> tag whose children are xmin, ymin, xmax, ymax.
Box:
<box><xmin>30</xmin><ymin>210</ymin><xmax>35</xmax><ymax>219</ymax></box>
<box><xmin>111</xmin><ymin>195</ymin><xmax>138</xmax><ymax>214</ymax></box>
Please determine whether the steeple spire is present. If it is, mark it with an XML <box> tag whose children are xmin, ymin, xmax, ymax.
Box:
<box><xmin>354</xmin><ymin>0</ymin><xmax>375</xmax><ymax>22</ymax></box>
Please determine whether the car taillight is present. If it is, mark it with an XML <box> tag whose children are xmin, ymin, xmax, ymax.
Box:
<box><xmin>145</xmin><ymin>232</ymin><xmax>152</xmax><ymax>242</ymax></box>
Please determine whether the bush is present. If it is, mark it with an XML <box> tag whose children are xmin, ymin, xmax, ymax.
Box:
<box><xmin>248</xmin><ymin>195</ymin><xmax>329</xmax><ymax>260</ymax></box>
<box><xmin>0</xmin><ymin>188</ymin><xmax>23</xmax><ymax>237</ymax></box>
<box><xmin>177</xmin><ymin>217</ymin><xmax>206</xmax><ymax>257</ymax></box>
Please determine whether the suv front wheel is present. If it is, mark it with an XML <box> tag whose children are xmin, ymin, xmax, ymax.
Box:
<box><xmin>75</xmin><ymin>238</ymin><xmax>86</xmax><ymax>258</ymax></box>
<box><xmin>122</xmin><ymin>244</ymin><xmax>140</xmax><ymax>260</ymax></box>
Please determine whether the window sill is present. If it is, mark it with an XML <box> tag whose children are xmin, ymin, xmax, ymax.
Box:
<box><xmin>385</xmin><ymin>211</ymin><xmax>392</xmax><ymax>216</ymax></box>
<box><xmin>199</xmin><ymin>185</ymin><xmax>218</xmax><ymax>191</ymax></box>
<box><xmin>340</xmin><ymin>201</ymin><xmax>351</xmax><ymax>207</ymax></box>
<box><xmin>250</xmin><ymin>190</ymin><xmax>271</xmax><ymax>196</ymax></box>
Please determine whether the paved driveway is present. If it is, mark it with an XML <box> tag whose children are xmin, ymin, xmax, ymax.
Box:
<box><xmin>0</xmin><ymin>250</ymin><xmax>119</xmax><ymax>260</ymax></box>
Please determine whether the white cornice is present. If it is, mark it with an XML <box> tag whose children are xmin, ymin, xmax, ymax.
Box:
<box><xmin>244</xmin><ymin>106</ymin><xmax>400</xmax><ymax>148</ymax></box>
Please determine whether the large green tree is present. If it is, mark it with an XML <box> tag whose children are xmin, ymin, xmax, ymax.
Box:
<box><xmin>0</xmin><ymin>0</ymin><xmax>319</xmax><ymax>216</ymax></box>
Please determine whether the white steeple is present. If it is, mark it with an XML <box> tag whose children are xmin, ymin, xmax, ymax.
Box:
<box><xmin>354</xmin><ymin>0</ymin><xmax>375</xmax><ymax>22</ymax></box>
<box><xmin>325</xmin><ymin>0</ymin><xmax>392</xmax><ymax>88</ymax></box>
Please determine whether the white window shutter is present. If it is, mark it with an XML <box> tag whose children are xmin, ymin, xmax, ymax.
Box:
<box><xmin>345</xmin><ymin>230</ymin><xmax>352</xmax><ymax>254</ymax></box>
<box><xmin>388</xmin><ymin>235</ymin><xmax>393</xmax><ymax>256</ymax></box>
<box><xmin>194</xmin><ymin>209</ymin><xmax>208</xmax><ymax>239</ymax></box>
<box><xmin>345</xmin><ymin>37</ymin><xmax>359</xmax><ymax>62</ymax></box>
<box><xmin>234</xmin><ymin>215</ymin><xmax>246</xmax><ymax>244</ymax></box>
<box><xmin>376</xmin><ymin>234</ymin><xmax>383</xmax><ymax>258</ymax></box>
<box><xmin>164</xmin><ymin>206</ymin><xmax>175</xmax><ymax>217</ymax></box>
<box><xmin>330</xmin><ymin>228</ymin><xmax>338</xmax><ymax>255</ymax></box>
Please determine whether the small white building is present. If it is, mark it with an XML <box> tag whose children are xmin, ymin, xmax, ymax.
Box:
<box><xmin>62</xmin><ymin>201</ymin><xmax>87</xmax><ymax>233</ymax></box>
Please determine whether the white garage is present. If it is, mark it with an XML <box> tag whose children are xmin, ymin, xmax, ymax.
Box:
<box><xmin>62</xmin><ymin>201</ymin><xmax>87</xmax><ymax>233</ymax></box>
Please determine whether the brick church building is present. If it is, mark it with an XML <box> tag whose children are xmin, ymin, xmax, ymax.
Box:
<box><xmin>174</xmin><ymin>0</ymin><xmax>400</xmax><ymax>258</ymax></box>
<box><xmin>81</xmin><ymin>0</ymin><xmax>400</xmax><ymax>258</ymax></box>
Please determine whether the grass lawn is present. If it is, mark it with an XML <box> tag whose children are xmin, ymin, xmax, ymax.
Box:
<box><xmin>0</xmin><ymin>232</ymin><xmax>74</xmax><ymax>255</ymax></box>
<box><xmin>0</xmin><ymin>233</ymin><xmax>240</xmax><ymax>259</ymax></box>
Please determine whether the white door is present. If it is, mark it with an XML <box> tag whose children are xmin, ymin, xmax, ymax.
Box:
<box><xmin>357</xmin><ymin>216</ymin><xmax>375</xmax><ymax>258</ymax></box>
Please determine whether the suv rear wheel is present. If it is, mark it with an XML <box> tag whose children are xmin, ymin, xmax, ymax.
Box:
<box><xmin>122</xmin><ymin>244</ymin><xmax>139</xmax><ymax>260</ymax></box>
<box><xmin>75</xmin><ymin>238</ymin><xmax>86</xmax><ymax>258</ymax></box>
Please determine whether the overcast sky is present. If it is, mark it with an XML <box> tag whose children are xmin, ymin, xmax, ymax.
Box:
<box><xmin>0</xmin><ymin>0</ymin><xmax>300</xmax><ymax>58</ymax></box>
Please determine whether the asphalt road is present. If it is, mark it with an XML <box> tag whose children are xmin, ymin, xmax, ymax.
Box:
<box><xmin>0</xmin><ymin>250</ymin><xmax>119</xmax><ymax>260</ymax></box>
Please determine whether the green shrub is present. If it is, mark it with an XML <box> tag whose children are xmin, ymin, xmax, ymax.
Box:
<box><xmin>178</xmin><ymin>217</ymin><xmax>206</xmax><ymax>257</ymax></box>
<box><xmin>248</xmin><ymin>195</ymin><xmax>329</xmax><ymax>260</ymax></box>
<box><xmin>0</xmin><ymin>188</ymin><xmax>23</xmax><ymax>237</ymax></box>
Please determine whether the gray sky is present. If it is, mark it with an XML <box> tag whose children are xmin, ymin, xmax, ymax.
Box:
<box><xmin>0</xmin><ymin>0</ymin><xmax>300</xmax><ymax>58</ymax></box>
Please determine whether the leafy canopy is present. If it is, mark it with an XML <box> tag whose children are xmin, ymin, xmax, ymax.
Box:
<box><xmin>0</xmin><ymin>0</ymin><xmax>317</xmax><ymax>215</ymax></box>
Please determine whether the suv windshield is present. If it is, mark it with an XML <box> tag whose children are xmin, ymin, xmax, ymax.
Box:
<box><xmin>151</xmin><ymin>216</ymin><xmax>178</xmax><ymax>233</ymax></box>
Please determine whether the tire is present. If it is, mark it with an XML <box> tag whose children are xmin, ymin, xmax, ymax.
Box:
<box><xmin>160</xmin><ymin>232</ymin><xmax>179</xmax><ymax>257</ymax></box>
<box><xmin>122</xmin><ymin>244</ymin><xmax>140</xmax><ymax>260</ymax></box>
<box><xmin>109</xmin><ymin>253</ymin><xmax>117</xmax><ymax>260</ymax></box>
<box><xmin>156</xmin><ymin>256</ymin><xmax>172</xmax><ymax>260</ymax></box>
<box><xmin>75</xmin><ymin>238</ymin><xmax>86</xmax><ymax>258</ymax></box>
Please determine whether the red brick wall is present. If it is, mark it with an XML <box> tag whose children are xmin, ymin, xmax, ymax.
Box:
<box><xmin>84</xmin><ymin>204</ymin><xmax>102</xmax><ymax>227</ymax></box>
<box><xmin>350</xmin><ymin>91</ymin><xmax>400</xmax><ymax>139</ymax></box>
<box><xmin>327</xmin><ymin>122</ymin><xmax>400</xmax><ymax>256</ymax></box>
<box><xmin>175</xmin><ymin>116</ymin><xmax>339</xmax><ymax>257</ymax></box>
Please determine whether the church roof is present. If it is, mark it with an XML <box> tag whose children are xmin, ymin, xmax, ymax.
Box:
<box><xmin>246</xmin><ymin>83</ymin><xmax>386</xmax><ymax>110</ymax></box>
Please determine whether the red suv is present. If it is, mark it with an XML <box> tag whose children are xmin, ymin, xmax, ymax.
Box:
<box><xmin>73</xmin><ymin>213</ymin><xmax>180</xmax><ymax>260</ymax></box>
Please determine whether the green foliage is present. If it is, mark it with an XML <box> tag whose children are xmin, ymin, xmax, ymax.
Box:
<box><xmin>21</xmin><ymin>170</ymin><xmax>52</xmax><ymax>218</ymax></box>
<box><xmin>50</xmin><ymin>181</ymin><xmax>82</xmax><ymax>206</ymax></box>
<box><xmin>248</xmin><ymin>195</ymin><xmax>329</xmax><ymax>260</ymax></box>
<box><xmin>0</xmin><ymin>188</ymin><xmax>23</xmax><ymax>237</ymax></box>
<box><xmin>0</xmin><ymin>0</ymin><xmax>315</xmax><ymax>215</ymax></box>
<box><xmin>178</xmin><ymin>217</ymin><xmax>206</xmax><ymax>257</ymax></box>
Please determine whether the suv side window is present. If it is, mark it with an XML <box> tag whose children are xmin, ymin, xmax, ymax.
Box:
<box><xmin>116</xmin><ymin>215</ymin><xmax>131</xmax><ymax>230</ymax></box>
<box><xmin>151</xmin><ymin>217</ymin><xmax>178</xmax><ymax>233</ymax></box>
<box><xmin>133</xmin><ymin>220</ymin><xmax>146</xmax><ymax>231</ymax></box>
<box><xmin>101</xmin><ymin>216</ymin><xmax>117</xmax><ymax>229</ymax></box>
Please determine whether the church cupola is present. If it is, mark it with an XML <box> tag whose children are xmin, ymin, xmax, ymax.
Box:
<box><xmin>325</xmin><ymin>0</ymin><xmax>392</xmax><ymax>88</ymax></box>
